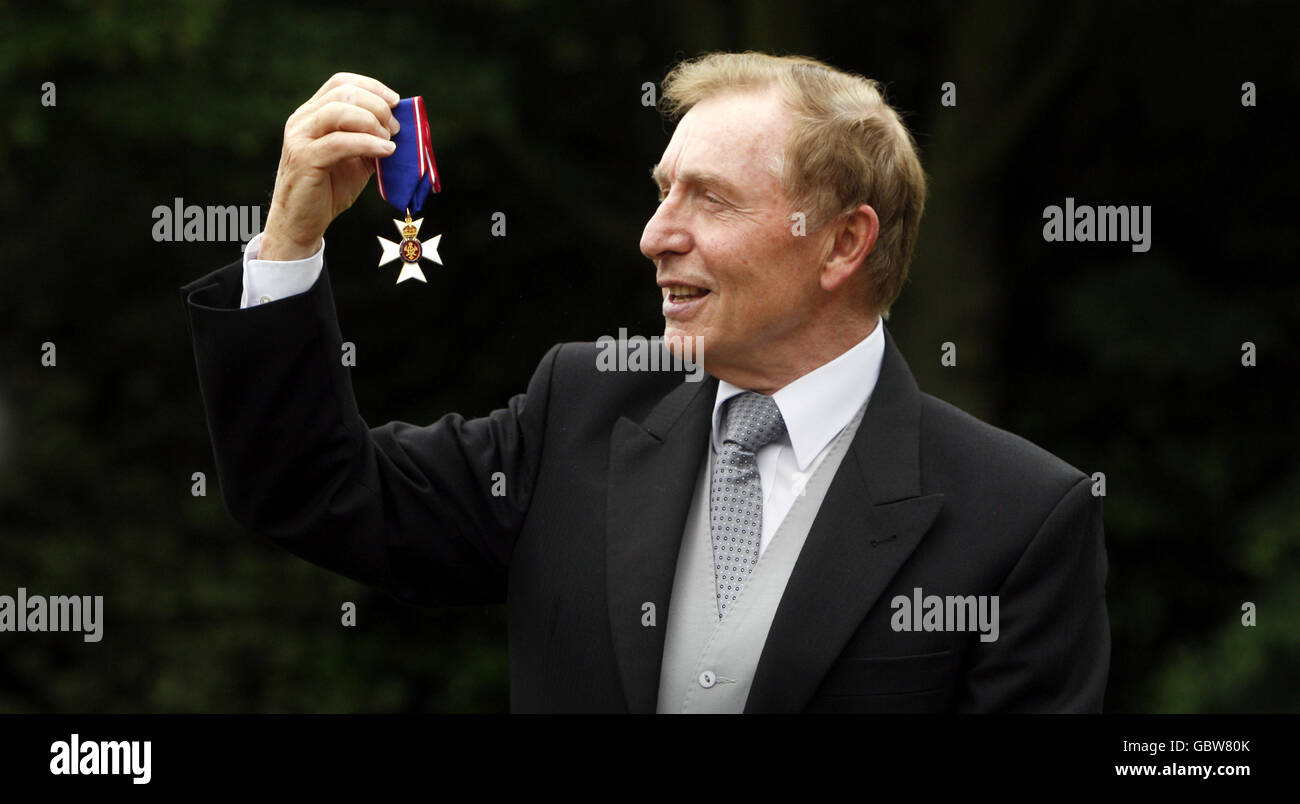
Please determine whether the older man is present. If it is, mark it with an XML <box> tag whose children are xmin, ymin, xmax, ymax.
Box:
<box><xmin>181</xmin><ymin>52</ymin><xmax>1109</xmax><ymax>713</ymax></box>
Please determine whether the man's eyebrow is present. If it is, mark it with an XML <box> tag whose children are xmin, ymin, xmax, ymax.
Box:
<box><xmin>649</xmin><ymin>164</ymin><xmax>744</xmax><ymax>197</ymax></box>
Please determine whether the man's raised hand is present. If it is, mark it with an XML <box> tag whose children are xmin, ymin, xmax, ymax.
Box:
<box><xmin>260</xmin><ymin>73</ymin><xmax>401</xmax><ymax>261</ymax></box>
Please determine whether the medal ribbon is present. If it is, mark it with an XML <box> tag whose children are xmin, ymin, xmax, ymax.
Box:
<box><xmin>374</xmin><ymin>96</ymin><xmax>441</xmax><ymax>213</ymax></box>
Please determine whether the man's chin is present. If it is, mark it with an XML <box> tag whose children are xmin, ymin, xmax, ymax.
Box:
<box><xmin>662</xmin><ymin>325</ymin><xmax>709</xmax><ymax>375</ymax></box>
<box><xmin>662</xmin><ymin>323</ymin><xmax>696</xmax><ymax>351</ymax></box>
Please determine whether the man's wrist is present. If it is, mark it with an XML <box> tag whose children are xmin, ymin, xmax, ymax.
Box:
<box><xmin>259</xmin><ymin>233</ymin><xmax>323</xmax><ymax>262</ymax></box>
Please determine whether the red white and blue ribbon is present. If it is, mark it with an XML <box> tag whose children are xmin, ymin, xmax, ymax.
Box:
<box><xmin>374</xmin><ymin>96</ymin><xmax>441</xmax><ymax>213</ymax></box>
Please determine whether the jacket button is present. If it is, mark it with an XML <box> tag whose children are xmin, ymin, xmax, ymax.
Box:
<box><xmin>698</xmin><ymin>670</ymin><xmax>716</xmax><ymax>689</ymax></box>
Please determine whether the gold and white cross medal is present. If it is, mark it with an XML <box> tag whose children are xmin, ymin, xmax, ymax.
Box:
<box><xmin>377</xmin><ymin>210</ymin><xmax>443</xmax><ymax>284</ymax></box>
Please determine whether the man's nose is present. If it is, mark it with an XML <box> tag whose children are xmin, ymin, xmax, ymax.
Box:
<box><xmin>640</xmin><ymin>194</ymin><xmax>691</xmax><ymax>261</ymax></box>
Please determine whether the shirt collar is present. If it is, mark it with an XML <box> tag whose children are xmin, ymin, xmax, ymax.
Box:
<box><xmin>711</xmin><ymin>319</ymin><xmax>886</xmax><ymax>470</ymax></box>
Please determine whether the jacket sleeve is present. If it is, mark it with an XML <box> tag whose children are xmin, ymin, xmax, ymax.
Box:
<box><xmin>956</xmin><ymin>475</ymin><xmax>1111</xmax><ymax>712</ymax></box>
<box><xmin>180</xmin><ymin>258</ymin><xmax>558</xmax><ymax>607</ymax></box>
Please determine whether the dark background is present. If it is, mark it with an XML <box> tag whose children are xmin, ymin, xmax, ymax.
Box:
<box><xmin>1</xmin><ymin>0</ymin><xmax>1295</xmax><ymax>713</ymax></box>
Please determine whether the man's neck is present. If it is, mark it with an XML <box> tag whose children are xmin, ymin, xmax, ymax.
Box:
<box><xmin>711</xmin><ymin>314</ymin><xmax>880</xmax><ymax>394</ymax></box>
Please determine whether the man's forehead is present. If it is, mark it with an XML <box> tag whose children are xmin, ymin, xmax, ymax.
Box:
<box><xmin>653</xmin><ymin>88</ymin><xmax>789</xmax><ymax>187</ymax></box>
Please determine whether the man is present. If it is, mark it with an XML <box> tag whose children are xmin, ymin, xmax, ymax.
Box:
<box><xmin>181</xmin><ymin>53</ymin><xmax>1109</xmax><ymax>713</ymax></box>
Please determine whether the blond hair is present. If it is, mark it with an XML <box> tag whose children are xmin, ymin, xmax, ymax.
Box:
<box><xmin>660</xmin><ymin>52</ymin><xmax>926</xmax><ymax>317</ymax></box>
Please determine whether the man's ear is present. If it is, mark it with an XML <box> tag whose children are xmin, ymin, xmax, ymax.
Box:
<box><xmin>819</xmin><ymin>203</ymin><xmax>879</xmax><ymax>292</ymax></box>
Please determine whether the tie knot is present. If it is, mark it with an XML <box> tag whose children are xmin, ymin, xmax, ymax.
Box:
<box><xmin>721</xmin><ymin>391</ymin><xmax>787</xmax><ymax>453</ymax></box>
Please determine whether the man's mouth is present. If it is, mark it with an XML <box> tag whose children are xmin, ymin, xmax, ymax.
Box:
<box><xmin>663</xmin><ymin>284</ymin><xmax>712</xmax><ymax>303</ymax></box>
<box><xmin>661</xmin><ymin>282</ymin><xmax>712</xmax><ymax>320</ymax></box>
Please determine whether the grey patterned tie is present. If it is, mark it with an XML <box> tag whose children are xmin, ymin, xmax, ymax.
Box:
<box><xmin>710</xmin><ymin>391</ymin><xmax>788</xmax><ymax>619</ymax></box>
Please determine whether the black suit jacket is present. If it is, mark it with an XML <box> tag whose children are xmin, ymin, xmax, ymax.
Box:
<box><xmin>181</xmin><ymin>260</ymin><xmax>1109</xmax><ymax>713</ymax></box>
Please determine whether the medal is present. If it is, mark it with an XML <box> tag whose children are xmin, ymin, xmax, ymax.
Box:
<box><xmin>374</xmin><ymin>96</ymin><xmax>443</xmax><ymax>284</ymax></box>
<box><xmin>377</xmin><ymin>212</ymin><xmax>442</xmax><ymax>283</ymax></box>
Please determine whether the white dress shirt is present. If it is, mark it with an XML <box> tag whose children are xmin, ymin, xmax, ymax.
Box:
<box><xmin>238</xmin><ymin>231</ymin><xmax>324</xmax><ymax>309</ymax></box>
<box><xmin>710</xmin><ymin>321</ymin><xmax>885</xmax><ymax>557</ymax></box>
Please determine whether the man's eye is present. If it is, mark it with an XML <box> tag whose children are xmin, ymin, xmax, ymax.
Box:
<box><xmin>703</xmin><ymin>192</ymin><xmax>724</xmax><ymax>205</ymax></box>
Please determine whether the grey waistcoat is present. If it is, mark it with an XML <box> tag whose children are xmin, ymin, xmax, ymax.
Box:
<box><xmin>655</xmin><ymin>398</ymin><xmax>869</xmax><ymax>713</ymax></box>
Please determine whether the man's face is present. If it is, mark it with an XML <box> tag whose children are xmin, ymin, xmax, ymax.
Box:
<box><xmin>641</xmin><ymin>88</ymin><xmax>830</xmax><ymax>383</ymax></box>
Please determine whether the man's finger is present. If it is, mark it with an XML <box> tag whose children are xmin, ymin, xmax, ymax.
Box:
<box><xmin>294</xmin><ymin>85</ymin><xmax>399</xmax><ymax>136</ymax></box>
<box><xmin>304</xmin><ymin>101</ymin><xmax>394</xmax><ymax>142</ymax></box>
<box><xmin>305</xmin><ymin>130</ymin><xmax>397</xmax><ymax>168</ymax></box>
<box><xmin>309</xmin><ymin>72</ymin><xmax>400</xmax><ymax>107</ymax></box>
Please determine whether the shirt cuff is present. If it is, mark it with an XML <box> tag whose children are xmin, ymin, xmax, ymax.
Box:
<box><xmin>239</xmin><ymin>232</ymin><xmax>326</xmax><ymax>309</ymax></box>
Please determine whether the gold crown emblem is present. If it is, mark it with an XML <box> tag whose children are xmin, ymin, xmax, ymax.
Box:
<box><xmin>401</xmin><ymin>222</ymin><xmax>418</xmax><ymax>239</ymax></box>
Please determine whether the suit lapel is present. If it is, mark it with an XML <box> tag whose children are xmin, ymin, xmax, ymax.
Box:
<box><xmin>606</xmin><ymin>374</ymin><xmax>717</xmax><ymax>713</ymax></box>
<box><xmin>745</xmin><ymin>327</ymin><xmax>945</xmax><ymax>713</ymax></box>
